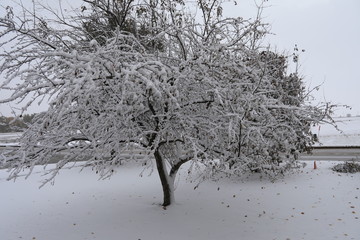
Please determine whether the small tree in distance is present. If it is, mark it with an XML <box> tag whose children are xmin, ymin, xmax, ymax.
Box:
<box><xmin>0</xmin><ymin>0</ymin><xmax>335</xmax><ymax>206</ymax></box>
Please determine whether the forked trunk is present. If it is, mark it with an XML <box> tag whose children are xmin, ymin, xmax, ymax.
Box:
<box><xmin>154</xmin><ymin>150</ymin><xmax>175</xmax><ymax>207</ymax></box>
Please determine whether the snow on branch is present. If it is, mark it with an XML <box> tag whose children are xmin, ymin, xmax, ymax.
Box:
<box><xmin>0</xmin><ymin>0</ymin><xmax>337</xmax><ymax>206</ymax></box>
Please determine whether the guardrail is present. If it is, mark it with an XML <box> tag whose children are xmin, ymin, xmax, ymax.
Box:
<box><xmin>2</xmin><ymin>145</ymin><xmax>360</xmax><ymax>149</ymax></box>
<box><xmin>2</xmin><ymin>145</ymin><xmax>359</xmax><ymax>162</ymax></box>
<box><xmin>0</xmin><ymin>145</ymin><xmax>20</xmax><ymax>148</ymax></box>
<box><xmin>312</xmin><ymin>146</ymin><xmax>360</xmax><ymax>149</ymax></box>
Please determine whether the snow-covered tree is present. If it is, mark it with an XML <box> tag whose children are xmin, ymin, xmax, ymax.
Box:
<box><xmin>0</xmin><ymin>0</ymin><xmax>334</xmax><ymax>206</ymax></box>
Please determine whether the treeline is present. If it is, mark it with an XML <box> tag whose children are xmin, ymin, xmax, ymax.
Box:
<box><xmin>0</xmin><ymin>114</ymin><xmax>37</xmax><ymax>133</ymax></box>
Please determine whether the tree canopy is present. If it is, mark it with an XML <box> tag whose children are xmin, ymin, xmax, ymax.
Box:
<box><xmin>0</xmin><ymin>0</ymin><xmax>334</xmax><ymax>206</ymax></box>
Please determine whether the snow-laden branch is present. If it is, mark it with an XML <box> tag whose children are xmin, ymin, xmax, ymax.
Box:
<box><xmin>0</xmin><ymin>0</ymin><xmax>337</xmax><ymax>207</ymax></box>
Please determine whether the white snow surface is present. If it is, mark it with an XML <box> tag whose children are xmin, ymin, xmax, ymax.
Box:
<box><xmin>313</xmin><ymin>116</ymin><xmax>360</xmax><ymax>146</ymax></box>
<box><xmin>0</xmin><ymin>132</ymin><xmax>22</xmax><ymax>145</ymax></box>
<box><xmin>1</xmin><ymin>161</ymin><xmax>359</xmax><ymax>240</ymax></box>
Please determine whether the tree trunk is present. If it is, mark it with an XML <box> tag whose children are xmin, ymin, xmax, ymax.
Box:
<box><xmin>154</xmin><ymin>149</ymin><xmax>175</xmax><ymax>207</ymax></box>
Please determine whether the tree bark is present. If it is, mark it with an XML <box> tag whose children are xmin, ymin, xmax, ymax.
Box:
<box><xmin>154</xmin><ymin>149</ymin><xmax>174</xmax><ymax>207</ymax></box>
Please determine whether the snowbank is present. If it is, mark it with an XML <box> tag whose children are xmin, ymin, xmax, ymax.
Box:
<box><xmin>0</xmin><ymin>132</ymin><xmax>21</xmax><ymax>145</ymax></box>
<box><xmin>313</xmin><ymin>116</ymin><xmax>360</xmax><ymax>146</ymax></box>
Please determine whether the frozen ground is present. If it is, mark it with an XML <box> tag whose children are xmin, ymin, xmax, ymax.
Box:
<box><xmin>0</xmin><ymin>117</ymin><xmax>359</xmax><ymax>240</ymax></box>
<box><xmin>313</xmin><ymin>116</ymin><xmax>360</xmax><ymax>146</ymax></box>
<box><xmin>0</xmin><ymin>132</ymin><xmax>22</xmax><ymax>145</ymax></box>
<box><xmin>1</xmin><ymin>161</ymin><xmax>359</xmax><ymax>240</ymax></box>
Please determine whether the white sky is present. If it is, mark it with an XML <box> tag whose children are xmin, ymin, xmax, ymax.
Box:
<box><xmin>224</xmin><ymin>0</ymin><xmax>360</xmax><ymax>116</ymax></box>
<box><xmin>0</xmin><ymin>0</ymin><xmax>359</xmax><ymax>116</ymax></box>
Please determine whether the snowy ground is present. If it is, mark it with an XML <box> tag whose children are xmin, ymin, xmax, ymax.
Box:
<box><xmin>0</xmin><ymin>132</ymin><xmax>22</xmax><ymax>145</ymax></box>
<box><xmin>1</xmin><ymin>117</ymin><xmax>359</xmax><ymax>240</ymax></box>
<box><xmin>1</xmin><ymin>161</ymin><xmax>359</xmax><ymax>240</ymax></box>
<box><xmin>314</xmin><ymin>116</ymin><xmax>360</xmax><ymax>146</ymax></box>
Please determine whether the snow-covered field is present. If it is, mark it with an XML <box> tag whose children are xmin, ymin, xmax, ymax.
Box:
<box><xmin>0</xmin><ymin>117</ymin><xmax>359</xmax><ymax>240</ymax></box>
<box><xmin>1</xmin><ymin>161</ymin><xmax>359</xmax><ymax>240</ymax></box>
<box><xmin>0</xmin><ymin>132</ymin><xmax>22</xmax><ymax>145</ymax></box>
<box><xmin>314</xmin><ymin>116</ymin><xmax>360</xmax><ymax>146</ymax></box>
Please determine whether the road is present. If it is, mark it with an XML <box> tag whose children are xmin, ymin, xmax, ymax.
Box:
<box><xmin>299</xmin><ymin>147</ymin><xmax>360</xmax><ymax>161</ymax></box>
<box><xmin>1</xmin><ymin>146</ymin><xmax>360</xmax><ymax>168</ymax></box>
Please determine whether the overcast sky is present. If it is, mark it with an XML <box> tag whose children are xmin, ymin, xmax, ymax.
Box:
<box><xmin>225</xmin><ymin>0</ymin><xmax>360</xmax><ymax>116</ymax></box>
<box><xmin>0</xmin><ymin>0</ymin><xmax>359</xmax><ymax>116</ymax></box>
